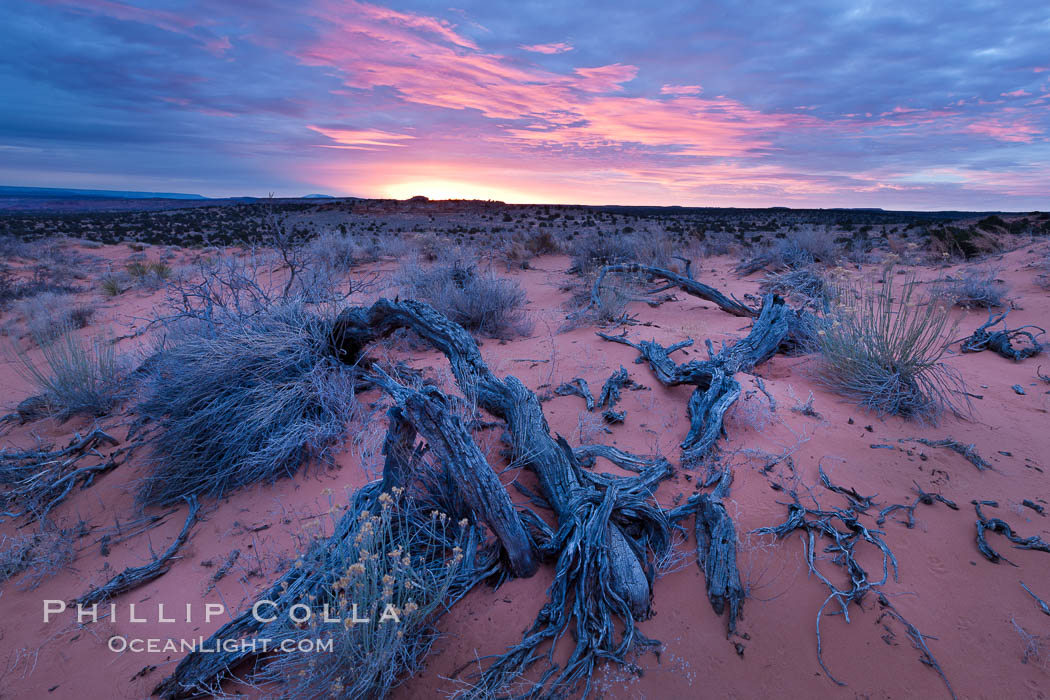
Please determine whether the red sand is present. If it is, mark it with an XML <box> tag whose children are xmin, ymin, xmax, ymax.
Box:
<box><xmin>1</xmin><ymin>244</ymin><xmax>1048</xmax><ymax>699</ymax></box>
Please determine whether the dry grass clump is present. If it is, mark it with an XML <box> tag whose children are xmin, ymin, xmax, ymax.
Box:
<box><xmin>15</xmin><ymin>322</ymin><xmax>128</xmax><ymax>420</ymax></box>
<box><xmin>15</xmin><ymin>292</ymin><xmax>95</xmax><ymax>343</ymax></box>
<box><xmin>135</xmin><ymin>302</ymin><xmax>359</xmax><ymax>505</ymax></box>
<box><xmin>760</xmin><ymin>268</ymin><xmax>828</xmax><ymax>308</ymax></box>
<box><xmin>306</xmin><ymin>231</ymin><xmax>388</xmax><ymax>270</ymax></box>
<box><xmin>0</xmin><ymin>528</ymin><xmax>74</xmax><ymax>590</ymax></box>
<box><xmin>394</xmin><ymin>256</ymin><xmax>531</xmax><ymax>339</ymax></box>
<box><xmin>810</xmin><ymin>271</ymin><xmax>968</xmax><ymax>422</ymax></box>
<box><xmin>932</xmin><ymin>267</ymin><xmax>1010</xmax><ymax>308</ymax></box>
<box><xmin>253</xmin><ymin>489</ymin><xmax>469</xmax><ymax>700</ymax></box>
<box><xmin>126</xmin><ymin>259</ymin><xmax>172</xmax><ymax>290</ymax></box>
<box><xmin>737</xmin><ymin>228</ymin><xmax>842</xmax><ymax>275</ymax></box>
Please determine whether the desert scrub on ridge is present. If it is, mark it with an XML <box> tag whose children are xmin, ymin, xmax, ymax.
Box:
<box><xmin>394</xmin><ymin>255</ymin><xmax>531</xmax><ymax>339</ymax></box>
<box><xmin>810</xmin><ymin>271</ymin><xmax>968</xmax><ymax>422</ymax></box>
<box><xmin>135</xmin><ymin>301</ymin><xmax>360</xmax><ymax>505</ymax></box>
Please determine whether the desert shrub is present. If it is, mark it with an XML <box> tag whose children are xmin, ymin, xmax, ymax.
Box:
<box><xmin>394</xmin><ymin>257</ymin><xmax>531</xmax><ymax>339</ymax></box>
<box><xmin>253</xmin><ymin>490</ymin><xmax>470</xmax><ymax>699</ymax></box>
<box><xmin>126</xmin><ymin>260</ymin><xmax>172</xmax><ymax>290</ymax></box>
<box><xmin>0</xmin><ymin>529</ymin><xmax>74</xmax><ymax>590</ymax></box>
<box><xmin>524</xmin><ymin>229</ymin><xmax>561</xmax><ymax>256</ymax></box>
<box><xmin>932</xmin><ymin>267</ymin><xmax>1010</xmax><ymax>308</ymax></box>
<box><xmin>699</xmin><ymin>228</ymin><xmax>735</xmax><ymax>256</ymax></box>
<box><xmin>16</xmin><ymin>292</ymin><xmax>95</xmax><ymax>343</ymax></box>
<box><xmin>306</xmin><ymin>231</ymin><xmax>381</xmax><ymax>270</ymax></box>
<box><xmin>810</xmin><ymin>272</ymin><xmax>967</xmax><ymax>422</ymax></box>
<box><xmin>760</xmin><ymin>267</ymin><xmax>828</xmax><ymax>308</ymax></box>
<box><xmin>736</xmin><ymin>228</ymin><xmax>841</xmax><ymax>275</ymax></box>
<box><xmin>15</xmin><ymin>322</ymin><xmax>128</xmax><ymax>420</ymax></box>
<box><xmin>569</xmin><ymin>234</ymin><xmax>639</xmax><ymax>275</ymax></box>
<box><xmin>135</xmin><ymin>302</ymin><xmax>359</xmax><ymax>505</ymax></box>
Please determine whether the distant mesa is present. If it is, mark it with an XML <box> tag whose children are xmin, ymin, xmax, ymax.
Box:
<box><xmin>0</xmin><ymin>185</ymin><xmax>206</xmax><ymax>200</ymax></box>
<box><xmin>302</xmin><ymin>193</ymin><xmax>336</xmax><ymax>199</ymax></box>
<box><xmin>408</xmin><ymin>195</ymin><xmax>430</xmax><ymax>202</ymax></box>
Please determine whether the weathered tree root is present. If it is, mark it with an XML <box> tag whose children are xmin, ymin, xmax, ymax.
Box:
<box><xmin>332</xmin><ymin>298</ymin><xmax>655</xmax><ymax>615</ymax></box>
<box><xmin>753</xmin><ymin>472</ymin><xmax>956</xmax><ymax>699</ymax></box>
<box><xmin>1021</xmin><ymin>581</ymin><xmax>1050</xmax><ymax>615</ymax></box>
<box><xmin>368</xmin><ymin>369</ymin><xmax>538</xmax><ymax>578</ymax></box>
<box><xmin>973</xmin><ymin>500</ymin><xmax>1050</xmax><ymax>565</ymax></box>
<box><xmin>555</xmin><ymin>377</ymin><xmax>596</xmax><ymax>410</ymax></box>
<box><xmin>583</xmin><ymin>263</ymin><xmax>758</xmax><ymax>319</ymax></box>
<box><xmin>672</xmin><ymin>477</ymin><xmax>744</xmax><ymax>635</ymax></box>
<box><xmin>600</xmin><ymin>293</ymin><xmax>802</xmax><ymax>464</ymax></box>
<box><xmin>0</xmin><ymin>428</ymin><xmax>123</xmax><ymax>521</ymax></box>
<box><xmin>959</xmin><ymin>309</ymin><xmax>1044</xmax><ymax>361</ymax></box>
<box><xmin>75</xmin><ymin>497</ymin><xmax>200</xmax><ymax>607</ymax></box>
<box><xmin>597</xmin><ymin>366</ymin><xmax>643</xmax><ymax>410</ymax></box>
<box><xmin>899</xmin><ymin>437</ymin><xmax>991</xmax><ymax>471</ymax></box>
<box><xmin>877</xmin><ymin>483</ymin><xmax>958</xmax><ymax>528</ymax></box>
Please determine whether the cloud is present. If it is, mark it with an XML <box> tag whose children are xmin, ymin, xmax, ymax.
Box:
<box><xmin>4</xmin><ymin>0</ymin><xmax>1050</xmax><ymax>208</ymax></box>
<box><xmin>308</xmin><ymin>126</ymin><xmax>416</xmax><ymax>149</ymax></box>
<box><xmin>660</xmin><ymin>84</ymin><xmax>703</xmax><ymax>96</ymax></box>
<box><xmin>519</xmin><ymin>42</ymin><xmax>573</xmax><ymax>54</ymax></box>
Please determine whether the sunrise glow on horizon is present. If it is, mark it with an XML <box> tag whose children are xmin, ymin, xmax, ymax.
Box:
<box><xmin>3</xmin><ymin>1</ymin><xmax>1049</xmax><ymax>209</ymax></box>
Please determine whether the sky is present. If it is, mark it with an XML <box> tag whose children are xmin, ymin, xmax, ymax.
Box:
<box><xmin>1</xmin><ymin>1</ymin><xmax>1049</xmax><ymax>209</ymax></box>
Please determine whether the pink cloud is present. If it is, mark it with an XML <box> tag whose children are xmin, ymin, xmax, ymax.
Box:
<box><xmin>1001</xmin><ymin>89</ymin><xmax>1031</xmax><ymax>97</ymax></box>
<box><xmin>520</xmin><ymin>42</ymin><xmax>573</xmax><ymax>54</ymax></box>
<box><xmin>964</xmin><ymin>118</ymin><xmax>1041</xmax><ymax>143</ymax></box>
<box><xmin>660</xmin><ymin>84</ymin><xmax>703</xmax><ymax>96</ymax></box>
<box><xmin>308</xmin><ymin>126</ymin><xmax>415</xmax><ymax>149</ymax></box>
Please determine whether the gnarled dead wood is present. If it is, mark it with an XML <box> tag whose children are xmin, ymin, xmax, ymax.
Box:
<box><xmin>369</xmin><ymin>371</ymin><xmax>538</xmax><ymax>578</ymax></box>
<box><xmin>554</xmin><ymin>377</ymin><xmax>596</xmax><ymax>410</ymax></box>
<box><xmin>75</xmin><ymin>497</ymin><xmax>199</xmax><ymax>607</ymax></box>
<box><xmin>332</xmin><ymin>298</ymin><xmax>653</xmax><ymax>616</ymax></box>
<box><xmin>973</xmin><ymin>500</ymin><xmax>1050</xmax><ymax>565</ymax></box>
<box><xmin>600</xmin><ymin>293</ymin><xmax>799</xmax><ymax>463</ymax></box>
<box><xmin>582</xmin><ymin>263</ymin><xmax>758</xmax><ymax>318</ymax></box>
<box><xmin>899</xmin><ymin>437</ymin><xmax>991</xmax><ymax>471</ymax></box>
<box><xmin>959</xmin><ymin>309</ymin><xmax>1044</xmax><ymax>361</ymax></box>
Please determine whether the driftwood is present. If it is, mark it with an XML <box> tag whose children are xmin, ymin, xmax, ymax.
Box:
<box><xmin>75</xmin><ymin>497</ymin><xmax>200</xmax><ymax>607</ymax></box>
<box><xmin>959</xmin><ymin>309</ymin><xmax>1044</xmax><ymax>361</ymax></box>
<box><xmin>973</xmin><ymin>500</ymin><xmax>1050</xmax><ymax>565</ymax></box>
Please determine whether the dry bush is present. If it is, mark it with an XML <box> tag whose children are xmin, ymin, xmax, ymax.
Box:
<box><xmin>135</xmin><ymin>302</ymin><xmax>360</xmax><ymax>505</ymax></box>
<box><xmin>15</xmin><ymin>292</ymin><xmax>95</xmax><ymax>343</ymax></box>
<box><xmin>0</xmin><ymin>528</ymin><xmax>74</xmax><ymax>590</ymax></box>
<box><xmin>125</xmin><ymin>260</ymin><xmax>172</xmax><ymax>291</ymax></box>
<box><xmin>810</xmin><ymin>271</ymin><xmax>968</xmax><ymax>422</ymax></box>
<box><xmin>14</xmin><ymin>322</ymin><xmax>128</xmax><ymax>420</ymax></box>
<box><xmin>569</xmin><ymin>233</ymin><xmax>640</xmax><ymax>275</ymax></box>
<box><xmin>760</xmin><ymin>267</ymin><xmax>828</xmax><ymax>308</ymax></box>
<box><xmin>524</xmin><ymin>229</ymin><xmax>561</xmax><ymax>256</ymax></box>
<box><xmin>932</xmin><ymin>267</ymin><xmax>1010</xmax><ymax>308</ymax></box>
<box><xmin>394</xmin><ymin>256</ymin><xmax>531</xmax><ymax>339</ymax></box>
<box><xmin>252</xmin><ymin>491</ymin><xmax>470</xmax><ymax>700</ymax></box>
